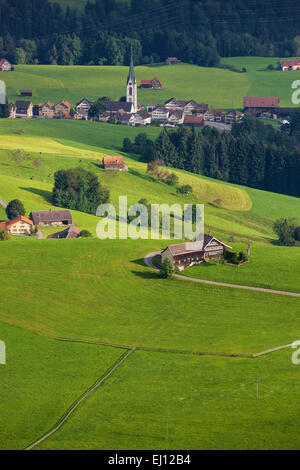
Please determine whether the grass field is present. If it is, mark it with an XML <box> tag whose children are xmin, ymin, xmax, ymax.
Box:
<box><xmin>0</xmin><ymin>117</ymin><xmax>300</xmax><ymax>450</ymax></box>
<box><xmin>3</xmin><ymin>56</ymin><xmax>300</xmax><ymax>109</ymax></box>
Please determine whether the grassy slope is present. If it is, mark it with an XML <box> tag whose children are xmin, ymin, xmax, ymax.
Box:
<box><xmin>3</xmin><ymin>57</ymin><xmax>300</xmax><ymax>108</ymax></box>
<box><xmin>37</xmin><ymin>349</ymin><xmax>300</xmax><ymax>450</ymax></box>
<box><xmin>0</xmin><ymin>320</ymin><xmax>122</xmax><ymax>450</ymax></box>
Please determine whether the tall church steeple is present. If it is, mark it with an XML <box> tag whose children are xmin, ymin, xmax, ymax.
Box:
<box><xmin>126</xmin><ymin>46</ymin><xmax>137</xmax><ymax>113</ymax></box>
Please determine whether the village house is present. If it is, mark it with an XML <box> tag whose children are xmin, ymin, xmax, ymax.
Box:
<box><xmin>0</xmin><ymin>216</ymin><xmax>33</xmax><ymax>235</ymax></box>
<box><xmin>15</xmin><ymin>100</ymin><xmax>33</xmax><ymax>118</ymax></box>
<box><xmin>243</xmin><ymin>96</ymin><xmax>279</xmax><ymax>116</ymax></box>
<box><xmin>75</xmin><ymin>97</ymin><xmax>93</xmax><ymax>120</ymax></box>
<box><xmin>0</xmin><ymin>59</ymin><xmax>12</xmax><ymax>71</ymax></box>
<box><xmin>166</xmin><ymin>57</ymin><xmax>181</xmax><ymax>65</ymax></box>
<box><xmin>114</xmin><ymin>112</ymin><xmax>136</xmax><ymax>126</ymax></box>
<box><xmin>140</xmin><ymin>78</ymin><xmax>162</xmax><ymax>89</ymax></box>
<box><xmin>224</xmin><ymin>110</ymin><xmax>244</xmax><ymax>124</ymax></box>
<box><xmin>20</xmin><ymin>89</ymin><xmax>32</xmax><ymax>97</ymax></box>
<box><xmin>132</xmin><ymin>109</ymin><xmax>152</xmax><ymax>126</ymax></box>
<box><xmin>103</xmin><ymin>100</ymin><xmax>135</xmax><ymax>115</ymax></box>
<box><xmin>167</xmin><ymin>109</ymin><xmax>184</xmax><ymax>125</ymax></box>
<box><xmin>54</xmin><ymin>99</ymin><xmax>72</xmax><ymax>115</ymax></box>
<box><xmin>161</xmin><ymin>236</ymin><xmax>232</xmax><ymax>271</ymax></box>
<box><xmin>97</xmin><ymin>110</ymin><xmax>111</xmax><ymax>122</ymax></box>
<box><xmin>278</xmin><ymin>59</ymin><xmax>300</xmax><ymax>71</ymax></box>
<box><xmin>102</xmin><ymin>156</ymin><xmax>128</xmax><ymax>171</ymax></box>
<box><xmin>30</xmin><ymin>209</ymin><xmax>73</xmax><ymax>227</ymax></box>
<box><xmin>39</xmin><ymin>101</ymin><xmax>55</xmax><ymax>119</ymax></box>
<box><xmin>47</xmin><ymin>225</ymin><xmax>81</xmax><ymax>239</ymax></box>
<box><xmin>204</xmin><ymin>107</ymin><xmax>224</xmax><ymax>122</ymax></box>
<box><xmin>183</xmin><ymin>115</ymin><xmax>204</xmax><ymax>127</ymax></box>
<box><xmin>151</xmin><ymin>106</ymin><xmax>169</xmax><ymax>122</ymax></box>
<box><xmin>164</xmin><ymin>98</ymin><xmax>208</xmax><ymax>116</ymax></box>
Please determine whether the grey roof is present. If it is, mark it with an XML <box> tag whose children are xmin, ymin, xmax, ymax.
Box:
<box><xmin>136</xmin><ymin>109</ymin><xmax>151</xmax><ymax>119</ymax></box>
<box><xmin>15</xmin><ymin>100</ymin><xmax>31</xmax><ymax>112</ymax></box>
<box><xmin>165</xmin><ymin>235</ymin><xmax>231</xmax><ymax>257</ymax></box>
<box><xmin>103</xmin><ymin>100</ymin><xmax>133</xmax><ymax>113</ymax></box>
<box><xmin>30</xmin><ymin>209</ymin><xmax>72</xmax><ymax>224</ymax></box>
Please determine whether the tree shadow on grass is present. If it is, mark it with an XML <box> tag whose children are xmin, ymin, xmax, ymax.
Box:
<box><xmin>19</xmin><ymin>186</ymin><xmax>52</xmax><ymax>204</ymax></box>
<box><xmin>129</xmin><ymin>168</ymin><xmax>156</xmax><ymax>183</ymax></box>
<box><xmin>131</xmin><ymin>270</ymin><xmax>160</xmax><ymax>280</ymax></box>
<box><xmin>131</xmin><ymin>258</ymin><xmax>146</xmax><ymax>267</ymax></box>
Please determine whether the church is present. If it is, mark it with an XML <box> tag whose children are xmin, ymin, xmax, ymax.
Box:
<box><xmin>126</xmin><ymin>48</ymin><xmax>138</xmax><ymax>113</ymax></box>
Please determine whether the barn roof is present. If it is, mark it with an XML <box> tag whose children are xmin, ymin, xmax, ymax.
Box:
<box><xmin>279</xmin><ymin>59</ymin><xmax>300</xmax><ymax>67</ymax></box>
<box><xmin>103</xmin><ymin>156</ymin><xmax>125</xmax><ymax>165</ymax></box>
<box><xmin>243</xmin><ymin>97</ymin><xmax>279</xmax><ymax>108</ymax></box>
<box><xmin>30</xmin><ymin>209</ymin><xmax>72</xmax><ymax>224</ymax></box>
<box><xmin>164</xmin><ymin>236</ymin><xmax>232</xmax><ymax>256</ymax></box>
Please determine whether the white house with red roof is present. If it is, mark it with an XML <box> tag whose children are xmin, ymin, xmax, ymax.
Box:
<box><xmin>0</xmin><ymin>59</ymin><xmax>12</xmax><ymax>72</ymax></box>
<box><xmin>0</xmin><ymin>216</ymin><xmax>33</xmax><ymax>235</ymax></box>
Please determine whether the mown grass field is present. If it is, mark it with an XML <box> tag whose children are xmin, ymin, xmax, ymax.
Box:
<box><xmin>3</xmin><ymin>56</ymin><xmax>300</xmax><ymax>109</ymax></box>
<box><xmin>0</xmin><ymin>118</ymin><xmax>299</xmax><ymax>449</ymax></box>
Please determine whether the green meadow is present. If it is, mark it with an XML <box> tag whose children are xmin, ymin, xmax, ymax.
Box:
<box><xmin>3</xmin><ymin>56</ymin><xmax>300</xmax><ymax>109</ymax></box>
<box><xmin>0</xmin><ymin>117</ymin><xmax>300</xmax><ymax>449</ymax></box>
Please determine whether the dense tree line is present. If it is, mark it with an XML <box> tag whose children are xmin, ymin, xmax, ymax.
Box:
<box><xmin>124</xmin><ymin>115</ymin><xmax>300</xmax><ymax>199</ymax></box>
<box><xmin>52</xmin><ymin>168</ymin><xmax>109</xmax><ymax>214</ymax></box>
<box><xmin>1</xmin><ymin>0</ymin><xmax>300</xmax><ymax>66</ymax></box>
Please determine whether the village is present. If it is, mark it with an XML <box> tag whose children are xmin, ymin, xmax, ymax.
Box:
<box><xmin>1</xmin><ymin>55</ymin><xmax>298</xmax><ymax>128</ymax></box>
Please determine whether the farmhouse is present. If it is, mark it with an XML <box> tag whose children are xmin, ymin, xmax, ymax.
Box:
<box><xmin>278</xmin><ymin>59</ymin><xmax>300</xmax><ymax>71</ymax></box>
<box><xmin>75</xmin><ymin>97</ymin><xmax>93</xmax><ymax>119</ymax></box>
<box><xmin>15</xmin><ymin>100</ymin><xmax>33</xmax><ymax>118</ymax></box>
<box><xmin>55</xmin><ymin>99</ymin><xmax>72</xmax><ymax>114</ymax></box>
<box><xmin>183</xmin><ymin>116</ymin><xmax>203</xmax><ymax>127</ymax></box>
<box><xmin>47</xmin><ymin>225</ymin><xmax>81</xmax><ymax>239</ymax></box>
<box><xmin>20</xmin><ymin>89</ymin><xmax>32</xmax><ymax>97</ymax></box>
<box><xmin>140</xmin><ymin>78</ymin><xmax>162</xmax><ymax>89</ymax></box>
<box><xmin>103</xmin><ymin>156</ymin><xmax>128</xmax><ymax>171</ymax></box>
<box><xmin>166</xmin><ymin>57</ymin><xmax>181</xmax><ymax>65</ymax></box>
<box><xmin>0</xmin><ymin>216</ymin><xmax>33</xmax><ymax>235</ymax></box>
<box><xmin>30</xmin><ymin>209</ymin><xmax>73</xmax><ymax>226</ymax></box>
<box><xmin>204</xmin><ymin>107</ymin><xmax>225</xmax><ymax>122</ymax></box>
<box><xmin>168</xmin><ymin>109</ymin><xmax>184</xmax><ymax>125</ymax></box>
<box><xmin>161</xmin><ymin>236</ymin><xmax>232</xmax><ymax>271</ymax></box>
<box><xmin>39</xmin><ymin>101</ymin><xmax>55</xmax><ymax>118</ymax></box>
<box><xmin>224</xmin><ymin>110</ymin><xmax>244</xmax><ymax>124</ymax></box>
<box><xmin>0</xmin><ymin>59</ymin><xmax>12</xmax><ymax>71</ymax></box>
<box><xmin>243</xmin><ymin>97</ymin><xmax>279</xmax><ymax>116</ymax></box>
<box><xmin>151</xmin><ymin>106</ymin><xmax>169</xmax><ymax>122</ymax></box>
<box><xmin>165</xmin><ymin>98</ymin><xmax>208</xmax><ymax>116</ymax></box>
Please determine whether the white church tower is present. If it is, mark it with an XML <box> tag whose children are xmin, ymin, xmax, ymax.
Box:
<box><xmin>126</xmin><ymin>47</ymin><xmax>137</xmax><ymax>113</ymax></box>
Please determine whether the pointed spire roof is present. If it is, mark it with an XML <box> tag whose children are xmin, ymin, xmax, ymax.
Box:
<box><xmin>127</xmin><ymin>46</ymin><xmax>136</xmax><ymax>84</ymax></box>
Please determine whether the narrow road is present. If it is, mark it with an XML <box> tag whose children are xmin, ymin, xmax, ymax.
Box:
<box><xmin>25</xmin><ymin>347</ymin><xmax>135</xmax><ymax>450</ymax></box>
<box><xmin>144</xmin><ymin>252</ymin><xmax>300</xmax><ymax>298</ymax></box>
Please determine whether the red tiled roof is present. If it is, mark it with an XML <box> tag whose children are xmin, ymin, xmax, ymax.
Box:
<box><xmin>243</xmin><ymin>97</ymin><xmax>279</xmax><ymax>108</ymax></box>
<box><xmin>0</xmin><ymin>59</ymin><xmax>9</xmax><ymax>67</ymax></box>
<box><xmin>103</xmin><ymin>156</ymin><xmax>125</xmax><ymax>165</ymax></box>
<box><xmin>184</xmin><ymin>116</ymin><xmax>203</xmax><ymax>123</ymax></box>
<box><xmin>279</xmin><ymin>59</ymin><xmax>300</xmax><ymax>67</ymax></box>
<box><xmin>0</xmin><ymin>216</ymin><xmax>33</xmax><ymax>229</ymax></box>
<box><xmin>141</xmin><ymin>79</ymin><xmax>153</xmax><ymax>85</ymax></box>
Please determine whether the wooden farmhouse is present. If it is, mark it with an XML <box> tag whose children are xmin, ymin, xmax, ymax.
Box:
<box><xmin>75</xmin><ymin>97</ymin><xmax>93</xmax><ymax>120</ymax></box>
<box><xmin>140</xmin><ymin>78</ymin><xmax>162</xmax><ymax>89</ymax></box>
<box><xmin>278</xmin><ymin>59</ymin><xmax>300</xmax><ymax>71</ymax></box>
<box><xmin>0</xmin><ymin>216</ymin><xmax>33</xmax><ymax>235</ymax></box>
<box><xmin>55</xmin><ymin>99</ymin><xmax>72</xmax><ymax>114</ymax></box>
<box><xmin>243</xmin><ymin>97</ymin><xmax>279</xmax><ymax>116</ymax></box>
<box><xmin>0</xmin><ymin>59</ymin><xmax>12</xmax><ymax>71</ymax></box>
<box><xmin>15</xmin><ymin>100</ymin><xmax>33</xmax><ymax>118</ymax></box>
<box><xmin>30</xmin><ymin>209</ymin><xmax>73</xmax><ymax>227</ymax></box>
<box><xmin>47</xmin><ymin>225</ymin><xmax>80</xmax><ymax>239</ymax></box>
<box><xmin>103</xmin><ymin>156</ymin><xmax>128</xmax><ymax>171</ymax></box>
<box><xmin>161</xmin><ymin>236</ymin><xmax>232</xmax><ymax>271</ymax></box>
<box><xmin>39</xmin><ymin>101</ymin><xmax>55</xmax><ymax>118</ymax></box>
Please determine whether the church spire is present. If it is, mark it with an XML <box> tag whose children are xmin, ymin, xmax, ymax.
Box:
<box><xmin>126</xmin><ymin>45</ymin><xmax>137</xmax><ymax>113</ymax></box>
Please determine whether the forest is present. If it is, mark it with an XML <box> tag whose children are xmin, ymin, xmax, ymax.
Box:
<box><xmin>124</xmin><ymin>115</ymin><xmax>300</xmax><ymax>199</ymax></box>
<box><xmin>1</xmin><ymin>0</ymin><xmax>300</xmax><ymax>66</ymax></box>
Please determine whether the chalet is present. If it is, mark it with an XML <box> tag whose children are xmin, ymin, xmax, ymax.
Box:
<box><xmin>47</xmin><ymin>225</ymin><xmax>81</xmax><ymax>239</ymax></box>
<box><xmin>224</xmin><ymin>110</ymin><xmax>244</xmax><ymax>124</ymax></box>
<box><xmin>115</xmin><ymin>112</ymin><xmax>135</xmax><ymax>126</ymax></box>
<box><xmin>183</xmin><ymin>116</ymin><xmax>203</xmax><ymax>127</ymax></box>
<box><xmin>151</xmin><ymin>106</ymin><xmax>169</xmax><ymax>122</ymax></box>
<box><xmin>15</xmin><ymin>100</ymin><xmax>33</xmax><ymax>118</ymax></box>
<box><xmin>161</xmin><ymin>236</ymin><xmax>232</xmax><ymax>271</ymax></box>
<box><xmin>39</xmin><ymin>101</ymin><xmax>55</xmax><ymax>119</ymax></box>
<box><xmin>133</xmin><ymin>109</ymin><xmax>152</xmax><ymax>126</ymax></box>
<box><xmin>55</xmin><ymin>99</ymin><xmax>72</xmax><ymax>114</ymax></box>
<box><xmin>8</xmin><ymin>103</ymin><xmax>16</xmax><ymax>119</ymax></box>
<box><xmin>0</xmin><ymin>216</ymin><xmax>33</xmax><ymax>235</ymax></box>
<box><xmin>140</xmin><ymin>78</ymin><xmax>162</xmax><ymax>89</ymax></box>
<box><xmin>97</xmin><ymin>111</ymin><xmax>111</xmax><ymax>122</ymax></box>
<box><xmin>278</xmin><ymin>59</ymin><xmax>300</xmax><ymax>71</ymax></box>
<box><xmin>243</xmin><ymin>97</ymin><xmax>279</xmax><ymax>116</ymax></box>
<box><xmin>164</xmin><ymin>98</ymin><xmax>208</xmax><ymax>116</ymax></box>
<box><xmin>204</xmin><ymin>107</ymin><xmax>224</xmax><ymax>122</ymax></box>
<box><xmin>146</xmin><ymin>104</ymin><xmax>157</xmax><ymax>113</ymax></box>
<box><xmin>168</xmin><ymin>109</ymin><xmax>184</xmax><ymax>125</ymax></box>
<box><xmin>166</xmin><ymin>57</ymin><xmax>181</xmax><ymax>65</ymax></box>
<box><xmin>30</xmin><ymin>209</ymin><xmax>73</xmax><ymax>227</ymax></box>
<box><xmin>20</xmin><ymin>89</ymin><xmax>32</xmax><ymax>97</ymax></box>
<box><xmin>0</xmin><ymin>59</ymin><xmax>12</xmax><ymax>72</ymax></box>
<box><xmin>75</xmin><ymin>98</ymin><xmax>93</xmax><ymax>119</ymax></box>
<box><xmin>165</xmin><ymin>97</ymin><xmax>187</xmax><ymax>111</ymax></box>
<box><xmin>103</xmin><ymin>156</ymin><xmax>128</xmax><ymax>171</ymax></box>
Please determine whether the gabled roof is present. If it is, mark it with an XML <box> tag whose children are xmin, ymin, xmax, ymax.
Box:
<box><xmin>0</xmin><ymin>58</ymin><xmax>10</xmax><ymax>66</ymax></box>
<box><xmin>184</xmin><ymin>116</ymin><xmax>203</xmax><ymax>124</ymax></box>
<box><xmin>0</xmin><ymin>216</ymin><xmax>33</xmax><ymax>229</ymax></box>
<box><xmin>279</xmin><ymin>59</ymin><xmax>300</xmax><ymax>67</ymax></box>
<box><xmin>41</xmin><ymin>101</ymin><xmax>54</xmax><ymax>109</ymax></box>
<box><xmin>103</xmin><ymin>156</ymin><xmax>125</xmax><ymax>166</ymax></box>
<box><xmin>56</xmin><ymin>99</ymin><xmax>72</xmax><ymax>108</ymax></box>
<box><xmin>30</xmin><ymin>209</ymin><xmax>72</xmax><ymax>224</ymax></box>
<box><xmin>165</xmin><ymin>236</ymin><xmax>232</xmax><ymax>256</ymax></box>
<box><xmin>243</xmin><ymin>97</ymin><xmax>279</xmax><ymax>108</ymax></box>
<box><xmin>15</xmin><ymin>100</ymin><xmax>32</xmax><ymax>111</ymax></box>
<box><xmin>103</xmin><ymin>100</ymin><xmax>133</xmax><ymax>113</ymax></box>
<box><xmin>76</xmin><ymin>97</ymin><xmax>93</xmax><ymax>106</ymax></box>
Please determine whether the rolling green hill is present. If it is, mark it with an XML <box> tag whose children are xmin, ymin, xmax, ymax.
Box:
<box><xmin>3</xmin><ymin>57</ymin><xmax>300</xmax><ymax>109</ymax></box>
<box><xmin>0</xmin><ymin>118</ymin><xmax>299</xmax><ymax>450</ymax></box>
